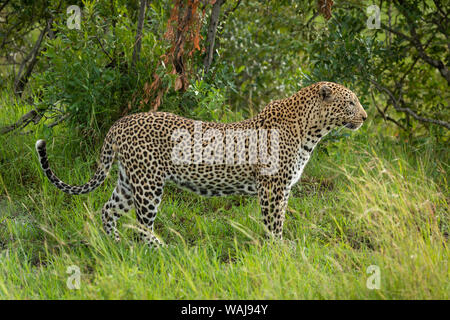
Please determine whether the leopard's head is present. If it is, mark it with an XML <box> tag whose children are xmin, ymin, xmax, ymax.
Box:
<box><xmin>315</xmin><ymin>82</ymin><xmax>367</xmax><ymax>131</ymax></box>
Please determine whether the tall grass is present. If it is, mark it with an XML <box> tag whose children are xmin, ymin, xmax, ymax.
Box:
<box><xmin>0</xmin><ymin>93</ymin><xmax>448</xmax><ymax>299</ymax></box>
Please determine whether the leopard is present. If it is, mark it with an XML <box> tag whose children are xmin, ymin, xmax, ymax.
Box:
<box><xmin>35</xmin><ymin>81</ymin><xmax>367</xmax><ymax>247</ymax></box>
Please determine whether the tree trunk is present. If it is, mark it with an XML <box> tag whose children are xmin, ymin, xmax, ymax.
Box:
<box><xmin>132</xmin><ymin>0</ymin><xmax>147</xmax><ymax>69</ymax></box>
<box><xmin>203</xmin><ymin>0</ymin><xmax>226</xmax><ymax>73</ymax></box>
<box><xmin>171</xmin><ymin>0</ymin><xmax>195</xmax><ymax>91</ymax></box>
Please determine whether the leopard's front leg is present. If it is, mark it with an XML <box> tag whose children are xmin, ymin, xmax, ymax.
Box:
<box><xmin>257</xmin><ymin>177</ymin><xmax>291</xmax><ymax>239</ymax></box>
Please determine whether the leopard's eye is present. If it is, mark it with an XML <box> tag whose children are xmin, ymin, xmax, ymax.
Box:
<box><xmin>346</xmin><ymin>101</ymin><xmax>355</xmax><ymax>116</ymax></box>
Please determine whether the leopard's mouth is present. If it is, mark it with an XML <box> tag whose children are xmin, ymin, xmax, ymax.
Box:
<box><xmin>344</xmin><ymin>122</ymin><xmax>363</xmax><ymax>130</ymax></box>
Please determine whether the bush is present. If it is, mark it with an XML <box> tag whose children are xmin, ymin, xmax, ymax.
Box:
<box><xmin>31</xmin><ymin>1</ymin><xmax>163</xmax><ymax>136</ymax></box>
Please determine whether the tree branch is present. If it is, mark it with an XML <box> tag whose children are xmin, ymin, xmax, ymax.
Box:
<box><xmin>369</xmin><ymin>79</ymin><xmax>450</xmax><ymax>130</ymax></box>
<box><xmin>223</xmin><ymin>0</ymin><xmax>242</xmax><ymax>20</ymax></box>
<box><xmin>47</xmin><ymin>114</ymin><xmax>69</xmax><ymax>128</ymax></box>
<box><xmin>370</xmin><ymin>89</ymin><xmax>407</xmax><ymax>131</ymax></box>
<box><xmin>381</xmin><ymin>22</ymin><xmax>450</xmax><ymax>85</ymax></box>
<box><xmin>95</xmin><ymin>35</ymin><xmax>114</xmax><ymax>62</ymax></box>
<box><xmin>0</xmin><ymin>109</ymin><xmax>42</xmax><ymax>135</ymax></box>
<box><xmin>387</xmin><ymin>2</ymin><xmax>450</xmax><ymax>85</ymax></box>
<box><xmin>0</xmin><ymin>0</ymin><xmax>11</xmax><ymax>13</ymax></box>
<box><xmin>432</xmin><ymin>0</ymin><xmax>448</xmax><ymax>18</ymax></box>
<box><xmin>306</xmin><ymin>10</ymin><xmax>320</xmax><ymax>27</ymax></box>
<box><xmin>13</xmin><ymin>18</ymin><xmax>52</xmax><ymax>96</ymax></box>
<box><xmin>409</xmin><ymin>24</ymin><xmax>449</xmax><ymax>85</ymax></box>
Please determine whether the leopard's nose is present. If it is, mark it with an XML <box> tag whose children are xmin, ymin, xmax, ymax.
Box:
<box><xmin>360</xmin><ymin>107</ymin><xmax>368</xmax><ymax>121</ymax></box>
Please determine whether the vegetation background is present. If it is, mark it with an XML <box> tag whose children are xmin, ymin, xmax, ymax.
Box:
<box><xmin>0</xmin><ymin>0</ymin><xmax>448</xmax><ymax>299</ymax></box>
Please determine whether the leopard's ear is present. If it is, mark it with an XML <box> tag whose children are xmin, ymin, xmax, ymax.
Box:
<box><xmin>319</xmin><ymin>84</ymin><xmax>333</xmax><ymax>102</ymax></box>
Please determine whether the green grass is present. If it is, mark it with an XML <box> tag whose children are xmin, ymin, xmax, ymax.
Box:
<box><xmin>0</xmin><ymin>95</ymin><xmax>448</xmax><ymax>299</ymax></box>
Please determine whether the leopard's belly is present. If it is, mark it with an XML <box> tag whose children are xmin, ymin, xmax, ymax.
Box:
<box><xmin>167</xmin><ymin>163</ymin><xmax>258</xmax><ymax>196</ymax></box>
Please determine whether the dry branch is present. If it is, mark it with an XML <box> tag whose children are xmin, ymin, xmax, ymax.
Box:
<box><xmin>0</xmin><ymin>109</ymin><xmax>42</xmax><ymax>135</ymax></box>
<box><xmin>13</xmin><ymin>19</ymin><xmax>51</xmax><ymax>96</ymax></box>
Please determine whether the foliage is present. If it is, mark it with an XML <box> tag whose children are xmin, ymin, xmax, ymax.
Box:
<box><xmin>31</xmin><ymin>1</ymin><xmax>165</xmax><ymax>135</ymax></box>
<box><xmin>0</xmin><ymin>0</ymin><xmax>61</xmax><ymax>82</ymax></box>
<box><xmin>303</xmin><ymin>1</ymin><xmax>449</xmax><ymax>135</ymax></box>
<box><xmin>1</xmin><ymin>0</ymin><xmax>448</xmax><ymax>136</ymax></box>
<box><xmin>33</xmin><ymin>20</ymin><xmax>126</xmax><ymax>132</ymax></box>
<box><xmin>218</xmin><ymin>0</ymin><xmax>317</xmax><ymax>114</ymax></box>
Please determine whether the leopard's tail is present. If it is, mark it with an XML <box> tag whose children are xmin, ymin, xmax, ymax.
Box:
<box><xmin>35</xmin><ymin>138</ymin><xmax>115</xmax><ymax>195</ymax></box>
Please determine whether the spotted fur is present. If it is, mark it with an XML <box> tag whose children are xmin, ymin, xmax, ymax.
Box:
<box><xmin>36</xmin><ymin>82</ymin><xmax>367</xmax><ymax>247</ymax></box>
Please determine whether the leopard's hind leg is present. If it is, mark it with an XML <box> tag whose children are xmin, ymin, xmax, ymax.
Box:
<box><xmin>102</xmin><ymin>164</ymin><xmax>134</xmax><ymax>241</ymax></box>
<box><xmin>130</xmin><ymin>169</ymin><xmax>166</xmax><ymax>248</ymax></box>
